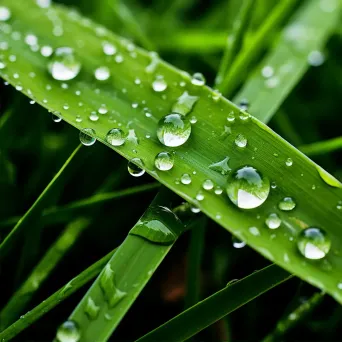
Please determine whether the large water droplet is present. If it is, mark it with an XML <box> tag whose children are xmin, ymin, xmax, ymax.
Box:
<box><xmin>202</xmin><ymin>179</ymin><xmax>214</xmax><ymax>190</ymax></box>
<box><xmin>0</xmin><ymin>6</ymin><xmax>11</xmax><ymax>21</ymax></box>
<box><xmin>226</xmin><ymin>166</ymin><xmax>270</xmax><ymax>209</ymax></box>
<box><xmin>154</xmin><ymin>151</ymin><xmax>174</xmax><ymax>171</ymax></box>
<box><xmin>171</xmin><ymin>91</ymin><xmax>198</xmax><ymax>116</ymax></box>
<box><xmin>191</xmin><ymin>72</ymin><xmax>206</xmax><ymax>86</ymax></box>
<box><xmin>100</xmin><ymin>264</ymin><xmax>127</xmax><ymax>308</ymax></box>
<box><xmin>157</xmin><ymin>113</ymin><xmax>191</xmax><ymax>147</ymax></box>
<box><xmin>130</xmin><ymin>206</ymin><xmax>182</xmax><ymax>244</ymax></box>
<box><xmin>84</xmin><ymin>297</ymin><xmax>100</xmax><ymax>320</ymax></box>
<box><xmin>265</xmin><ymin>213</ymin><xmax>281</xmax><ymax>229</ymax></box>
<box><xmin>48</xmin><ymin>47</ymin><xmax>81</xmax><ymax>81</ymax></box>
<box><xmin>297</xmin><ymin>227</ymin><xmax>331</xmax><ymax>260</ymax></box>
<box><xmin>209</xmin><ymin>156</ymin><xmax>231</xmax><ymax>175</ymax></box>
<box><xmin>79</xmin><ymin>128</ymin><xmax>96</xmax><ymax>146</ymax></box>
<box><xmin>94</xmin><ymin>66</ymin><xmax>110</xmax><ymax>81</ymax></box>
<box><xmin>128</xmin><ymin>158</ymin><xmax>145</xmax><ymax>177</ymax></box>
<box><xmin>235</xmin><ymin>134</ymin><xmax>247</xmax><ymax>148</ymax></box>
<box><xmin>56</xmin><ymin>320</ymin><xmax>80</xmax><ymax>342</ymax></box>
<box><xmin>278</xmin><ymin>197</ymin><xmax>296</xmax><ymax>211</ymax></box>
<box><xmin>106</xmin><ymin>128</ymin><xmax>125</xmax><ymax>146</ymax></box>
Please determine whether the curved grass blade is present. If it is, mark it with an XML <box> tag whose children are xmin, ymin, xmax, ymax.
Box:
<box><xmin>0</xmin><ymin>144</ymin><xmax>83</xmax><ymax>260</ymax></box>
<box><xmin>299</xmin><ymin>137</ymin><xmax>342</xmax><ymax>157</ymax></box>
<box><xmin>233</xmin><ymin>0</ymin><xmax>339</xmax><ymax>123</ymax></box>
<box><xmin>1</xmin><ymin>0</ymin><xmax>342</xmax><ymax>303</ymax></box>
<box><xmin>137</xmin><ymin>264</ymin><xmax>292</xmax><ymax>342</ymax></box>
<box><xmin>0</xmin><ymin>249</ymin><xmax>116</xmax><ymax>341</ymax></box>
<box><xmin>0</xmin><ymin>183</ymin><xmax>160</xmax><ymax>230</ymax></box>
<box><xmin>67</xmin><ymin>189</ymin><xmax>186</xmax><ymax>341</ymax></box>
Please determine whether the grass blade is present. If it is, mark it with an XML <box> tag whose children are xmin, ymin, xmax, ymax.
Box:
<box><xmin>299</xmin><ymin>137</ymin><xmax>342</xmax><ymax>157</ymax></box>
<box><xmin>137</xmin><ymin>264</ymin><xmax>292</xmax><ymax>341</ymax></box>
<box><xmin>0</xmin><ymin>249</ymin><xmax>116</xmax><ymax>341</ymax></box>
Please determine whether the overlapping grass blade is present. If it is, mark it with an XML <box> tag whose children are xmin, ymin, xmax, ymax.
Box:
<box><xmin>137</xmin><ymin>264</ymin><xmax>292</xmax><ymax>341</ymax></box>
<box><xmin>0</xmin><ymin>0</ymin><xmax>342</xmax><ymax>304</ymax></box>
<box><xmin>299</xmin><ymin>137</ymin><xmax>342</xmax><ymax>157</ymax></box>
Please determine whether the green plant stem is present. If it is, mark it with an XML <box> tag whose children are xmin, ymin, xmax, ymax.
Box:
<box><xmin>262</xmin><ymin>292</ymin><xmax>324</xmax><ymax>342</ymax></box>
<box><xmin>299</xmin><ymin>137</ymin><xmax>342</xmax><ymax>157</ymax></box>
<box><xmin>184</xmin><ymin>219</ymin><xmax>206</xmax><ymax>309</ymax></box>
<box><xmin>219</xmin><ymin>0</ymin><xmax>296</xmax><ymax>96</ymax></box>
<box><xmin>137</xmin><ymin>265</ymin><xmax>293</xmax><ymax>342</ymax></box>
<box><xmin>0</xmin><ymin>217</ymin><xmax>90</xmax><ymax>330</ymax></box>
<box><xmin>215</xmin><ymin>0</ymin><xmax>254</xmax><ymax>86</ymax></box>
<box><xmin>0</xmin><ymin>183</ymin><xmax>159</xmax><ymax>229</ymax></box>
<box><xmin>0</xmin><ymin>249</ymin><xmax>116</xmax><ymax>341</ymax></box>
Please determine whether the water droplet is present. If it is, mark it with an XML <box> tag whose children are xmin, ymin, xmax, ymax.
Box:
<box><xmin>226</xmin><ymin>166</ymin><xmax>270</xmax><ymax>209</ymax></box>
<box><xmin>209</xmin><ymin>156</ymin><xmax>231</xmax><ymax>175</ymax></box>
<box><xmin>48</xmin><ymin>47</ymin><xmax>81</xmax><ymax>81</ymax></box>
<box><xmin>152</xmin><ymin>78</ymin><xmax>167</xmax><ymax>92</ymax></box>
<box><xmin>338</xmin><ymin>282</ymin><xmax>342</xmax><ymax>290</ymax></box>
<box><xmin>196</xmin><ymin>192</ymin><xmax>204</xmax><ymax>201</ymax></box>
<box><xmin>56</xmin><ymin>320</ymin><xmax>80</xmax><ymax>342</ymax></box>
<box><xmin>232</xmin><ymin>236</ymin><xmax>246</xmax><ymax>249</ymax></box>
<box><xmin>278</xmin><ymin>197</ymin><xmax>296</xmax><ymax>211</ymax></box>
<box><xmin>36</xmin><ymin>0</ymin><xmax>51</xmax><ymax>8</ymax></box>
<box><xmin>190</xmin><ymin>116</ymin><xmax>197</xmax><ymax>124</ymax></box>
<box><xmin>285</xmin><ymin>158</ymin><xmax>293</xmax><ymax>166</ymax></box>
<box><xmin>181</xmin><ymin>173</ymin><xmax>192</xmax><ymax>185</ymax></box>
<box><xmin>52</xmin><ymin>113</ymin><xmax>62</xmax><ymax>123</ymax></box>
<box><xmin>227</xmin><ymin>111</ymin><xmax>235</xmax><ymax>122</ymax></box>
<box><xmin>0</xmin><ymin>61</ymin><xmax>6</xmax><ymax>70</ymax></box>
<box><xmin>239</xmin><ymin>99</ymin><xmax>249</xmax><ymax>111</ymax></box>
<box><xmin>249</xmin><ymin>226</ymin><xmax>260</xmax><ymax>236</ymax></box>
<box><xmin>265</xmin><ymin>77</ymin><xmax>280</xmax><ymax>88</ymax></box>
<box><xmin>128</xmin><ymin>158</ymin><xmax>145</xmax><ymax>177</ymax></box>
<box><xmin>84</xmin><ymin>297</ymin><xmax>100</xmax><ymax>320</ymax></box>
<box><xmin>235</xmin><ymin>134</ymin><xmax>247</xmax><ymax>148</ymax></box>
<box><xmin>130</xmin><ymin>205</ymin><xmax>182</xmax><ymax>244</ymax></box>
<box><xmin>89</xmin><ymin>112</ymin><xmax>99</xmax><ymax>122</ymax></box>
<box><xmin>261</xmin><ymin>66</ymin><xmax>274</xmax><ymax>78</ymax></box>
<box><xmin>154</xmin><ymin>151</ymin><xmax>174</xmax><ymax>171</ymax></box>
<box><xmin>171</xmin><ymin>91</ymin><xmax>198</xmax><ymax>116</ymax></box>
<box><xmin>157</xmin><ymin>113</ymin><xmax>191</xmax><ymax>147</ymax></box>
<box><xmin>190</xmin><ymin>205</ymin><xmax>201</xmax><ymax>213</ymax></box>
<box><xmin>145</xmin><ymin>51</ymin><xmax>159</xmax><ymax>73</ymax></box>
<box><xmin>102</xmin><ymin>41</ymin><xmax>116</xmax><ymax>55</ymax></box>
<box><xmin>95</xmin><ymin>66</ymin><xmax>110</xmax><ymax>81</ymax></box>
<box><xmin>100</xmin><ymin>264</ymin><xmax>127</xmax><ymax>307</ymax></box>
<box><xmin>297</xmin><ymin>227</ymin><xmax>331</xmax><ymax>260</ymax></box>
<box><xmin>0</xmin><ymin>6</ymin><xmax>11</xmax><ymax>21</ymax></box>
<box><xmin>79</xmin><ymin>128</ymin><xmax>96</xmax><ymax>146</ymax></box>
<box><xmin>191</xmin><ymin>72</ymin><xmax>205</xmax><ymax>86</ymax></box>
<box><xmin>214</xmin><ymin>187</ymin><xmax>223</xmax><ymax>195</ymax></box>
<box><xmin>308</xmin><ymin>50</ymin><xmax>325</xmax><ymax>66</ymax></box>
<box><xmin>265</xmin><ymin>213</ymin><xmax>281</xmax><ymax>229</ymax></box>
<box><xmin>202</xmin><ymin>179</ymin><xmax>214</xmax><ymax>190</ymax></box>
<box><xmin>98</xmin><ymin>106</ymin><xmax>108</xmax><ymax>114</ymax></box>
<box><xmin>106</xmin><ymin>128</ymin><xmax>125</xmax><ymax>146</ymax></box>
<box><xmin>212</xmin><ymin>89</ymin><xmax>221</xmax><ymax>101</ymax></box>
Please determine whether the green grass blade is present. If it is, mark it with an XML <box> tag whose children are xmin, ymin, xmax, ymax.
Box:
<box><xmin>67</xmin><ymin>189</ymin><xmax>186</xmax><ymax>341</ymax></box>
<box><xmin>0</xmin><ymin>183</ymin><xmax>160</xmax><ymax>229</ymax></box>
<box><xmin>219</xmin><ymin>0</ymin><xmax>297</xmax><ymax>96</ymax></box>
<box><xmin>184</xmin><ymin>218</ymin><xmax>206</xmax><ymax>309</ymax></box>
<box><xmin>0</xmin><ymin>144</ymin><xmax>83</xmax><ymax>260</ymax></box>
<box><xmin>1</xmin><ymin>0</ymin><xmax>342</xmax><ymax>304</ymax></box>
<box><xmin>233</xmin><ymin>0</ymin><xmax>338</xmax><ymax>123</ymax></box>
<box><xmin>262</xmin><ymin>292</ymin><xmax>324</xmax><ymax>342</ymax></box>
<box><xmin>137</xmin><ymin>264</ymin><xmax>292</xmax><ymax>341</ymax></box>
<box><xmin>0</xmin><ymin>249</ymin><xmax>117</xmax><ymax>341</ymax></box>
<box><xmin>0</xmin><ymin>217</ymin><xmax>89</xmax><ymax>330</ymax></box>
<box><xmin>215</xmin><ymin>0</ymin><xmax>254</xmax><ymax>86</ymax></box>
<box><xmin>299</xmin><ymin>137</ymin><xmax>342</xmax><ymax>157</ymax></box>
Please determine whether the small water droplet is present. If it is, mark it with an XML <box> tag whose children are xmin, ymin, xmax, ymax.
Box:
<box><xmin>232</xmin><ymin>236</ymin><xmax>246</xmax><ymax>249</ymax></box>
<box><xmin>56</xmin><ymin>320</ymin><xmax>80</xmax><ymax>342</ymax></box>
<box><xmin>297</xmin><ymin>227</ymin><xmax>331</xmax><ymax>260</ymax></box>
<box><xmin>157</xmin><ymin>113</ymin><xmax>191</xmax><ymax>147</ymax></box>
<box><xmin>49</xmin><ymin>47</ymin><xmax>81</xmax><ymax>81</ymax></box>
<box><xmin>226</xmin><ymin>166</ymin><xmax>270</xmax><ymax>209</ymax></box>
<box><xmin>128</xmin><ymin>158</ymin><xmax>145</xmax><ymax>177</ymax></box>
<box><xmin>227</xmin><ymin>111</ymin><xmax>235</xmax><ymax>122</ymax></box>
<box><xmin>181</xmin><ymin>173</ymin><xmax>192</xmax><ymax>185</ymax></box>
<box><xmin>202</xmin><ymin>179</ymin><xmax>214</xmax><ymax>190</ymax></box>
<box><xmin>152</xmin><ymin>78</ymin><xmax>167</xmax><ymax>92</ymax></box>
<box><xmin>52</xmin><ymin>113</ymin><xmax>62</xmax><ymax>123</ymax></box>
<box><xmin>265</xmin><ymin>213</ymin><xmax>281</xmax><ymax>229</ymax></box>
<box><xmin>102</xmin><ymin>41</ymin><xmax>116</xmax><ymax>55</ymax></box>
<box><xmin>214</xmin><ymin>186</ymin><xmax>223</xmax><ymax>195</ymax></box>
<box><xmin>261</xmin><ymin>66</ymin><xmax>274</xmax><ymax>78</ymax></box>
<box><xmin>278</xmin><ymin>197</ymin><xmax>296</xmax><ymax>211</ymax></box>
<box><xmin>95</xmin><ymin>66</ymin><xmax>110</xmax><ymax>81</ymax></box>
<box><xmin>0</xmin><ymin>6</ymin><xmax>11</xmax><ymax>21</ymax></box>
<box><xmin>190</xmin><ymin>116</ymin><xmax>197</xmax><ymax>124</ymax></box>
<box><xmin>84</xmin><ymin>297</ymin><xmax>100</xmax><ymax>320</ymax></box>
<box><xmin>212</xmin><ymin>89</ymin><xmax>221</xmax><ymax>101</ymax></box>
<box><xmin>79</xmin><ymin>128</ymin><xmax>96</xmax><ymax>146</ymax></box>
<box><xmin>285</xmin><ymin>158</ymin><xmax>293</xmax><ymax>166</ymax></box>
<box><xmin>249</xmin><ymin>226</ymin><xmax>260</xmax><ymax>236</ymax></box>
<box><xmin>196</xmin><ymin>192</ymin><xmax>204</xmax><ymax>201</ymax></box>
<box><xmin>191</xmin><ymin>72</ymin><xmax>205</xmax><ymax>86</ymax></box>
<box><xmin>89</xmin><ymin>112</ymin><xmax>99</xmax><ymax>122</ymax></box>
<box><xmin>105</xmin><ymin>128</ymin><xmax>125</xmax><ymax>146</ymax></box>
<box><xmin>235</xmin><ymin>134</ymin><xmax>247</xmax><ymax>148</ymax></box>
<box><xmin>239</xmin><ymin>99</ymin><xmax>249</xmax><ymax>111</ymax></box>
<box><xmin>209</xmin><ymin>156</ymin><xmax>231</xmax><ymax>175</ymax></box>
<box><xmin>307</xmin><ymin>50</ymin><xmax>325</xmax><ymax>66</ymax></box>
<box><xmin>337</xmin><ymin>282</ymin><xmax>342</xmax><ymax>290</ymax></box>
<box><xmin>171</xmin><ymin>91</ymin><xmax>198</xmax><ymax>115</ymax></box>
<box><xmin>36</xmin><ymin>0</ymin><xmax>51</xmax><ymax>8</ymax></box>
<box><xmin>265</xmin><ymin>77</ymin><xmax>279</xmax><ymax>88</ymax></box>
<box><xmin>154</xmin><ymin>151</ymin><xmax>174</xmax><ymax>171</ymax></box>
<box><xmin>190</xmin><ymin>205</ymin><xmax>201</xmax><ymax>213</ymax></box>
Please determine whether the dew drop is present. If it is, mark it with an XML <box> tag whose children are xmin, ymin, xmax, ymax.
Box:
<box><xmin>308</xmin><ymin>50</ymin><xmax>325</xmax><ymax>66</ymax></box>
<box><xmin>128</xmin><ymin>158</ymin><xmax>145</xmax><ymax>177</ymax></box>
<box><xmin>89</xmin><ymin>112</ymin><xmax>99</xmax><ymax>122</ymax></box>
<box><xmin>36</xmin><ymin>0</ymin><xmax>51</xmax><ymax>8</ymax></box>
<box><xmin>191</xmin><ymin>205</ymin><xmax>201</xmax><ymax>213</ymax></box>
<box><xmin>157</xmin><ymin>113</ymin><xmax>191</xmax><ymax>147</ymax></box>
<box><xmin>202</xmin><ymin>179</ymin><xmax>214</xmax><ymax>191</ymax></box>
<box><xmin>261</xmin><ymin>66</ymin><xmax>274</xmax><ymax>78</ymax></box>
<box><xmin>84</xmin><ymin>297</ymin><xmax>100</xmax><ymax>320</ymax></box>
<box><xmin>95</xmin><ymin>66</ymin><xmax>110</xmax><ymax>81</ymax></box>
<box><xmin>52</xmin><ymin>113</ymin><xmax>62</xmax><ymax>123</ymax></box>
<box><xmin>278</xmin><ymin>197</ymin><xmax>296</xmax><ymax>211</ymax></box>
<box><xmin>79</xmin><ymin>128</ymin><xmax>96</xmax><ymax>146</ymax></box>
<box><xmin>226</xmin><ymin>166</ymin><xmax>270</xmax><ymax>209</ymax></box>
<box><xmin>152</xmin><ymin>78</ymin><xmax>167</xmax><ymax>92</ymax></box>
<box><xmin>196</xmin><ymin>192</ymin><xmax>205</xmax><ymax>201</ymax></box>
<box><xmin>56</xmin><ymin>320</ymin><xmax>80</xmax><ymax>342</ymax></box>
<box><xmin>232</xmin><ymin>236</ymin><xmax>246</xmax><ymax>249</ymax></box>
<box><xmin>227</xmin><ymin>111</ymin><xmax>235</xmax><ymax>122</ymax></box>
<box><xmin>190</xmin><ymin>116</ymin><xmax>197</xmax><ymax>124</ymax></box>
<box><xmin>0</xmin><ymin>6</ymin><xmax>11</xmax><ymax>21</ymax></box>
<box><xmin>154</xmin><ymin>151</ymin><xmax>174</xmax><ymax>171</ymax></box>
<box><xmin>191</xmin><ymin>72</ymin><xmax>205</xmax><ymax>86</ymax></box>
<box><xmin>297</xmin><ymin>227</ymin><xmax>331</xmax><ymax>260</ymax></box>
<box><xmin>239</xmin><ymin>99</ymin><xmax>249</xmax><ymax>111</ymax></box>
<box><xmin>214</xmin><ymin>186</ymin><xmax>223</xmax><ymax>195</ymax></box>
<box><xmin>285</xmin><ymin>158</ymin><xmax>293</xmax><ymax>166</ymax></box>
<box><xmin>48</xmin><ymin>47</ymin><xmax>81</xmax><ymax>81</ymax></box>
<box><xmin>102</xmin><ymin>41</ymin><xmax>116</xmax><ymax>56</ymax></box>
<box><xmin>265</xmin><ymin>213</ymin><xmax>281</xmax><ymax>229</ymax></box>
<box><xmin>106</xmin><ymin>128</ymin><xmax>125</xmax><ymax>146</ymax></box>
<box><xmin>181</xmin><ymin>173</ymin><xmax>192</xmax><ymax>185</ymax></box>
<box><xmin>235</xmin><ymin>134</ymin><xmax>247</xmax><ymax>148</ymax></box>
